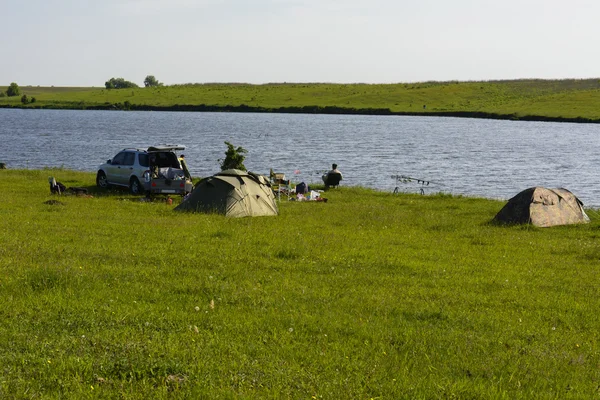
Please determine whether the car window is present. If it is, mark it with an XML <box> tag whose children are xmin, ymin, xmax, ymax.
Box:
<box><xmin>138</xmin><ymin>153</ymin><xmax>149</xmax><ymax>167</ymax></box>
<box><xmin>123</xmin><ymin>152</ymin><xmax>135</xmax><ymax>166</ymax></box>
<box><xmin>150</xmin><ymin>152</ymin><xmax>179</xmax><ymax>168</ymax></box>
<box><xmin>111</xmin><ymin>152</ymin><xmax>126</xmax><ymax>165</ymax></box>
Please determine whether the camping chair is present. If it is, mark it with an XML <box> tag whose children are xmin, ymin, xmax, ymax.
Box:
<box><xmin>324</xmin><ymin>173</ymin><xmax>342</xmax><ymax>190</ymax></box>
<box><xmin>270</xmin><ymin>171</ymin><xmax>291</xmax><ymax>200</ymax></box>
<box><xmin>270</xmin><ymin>171</ymin><xmax>286</xmax><ymax>183</ymax></box>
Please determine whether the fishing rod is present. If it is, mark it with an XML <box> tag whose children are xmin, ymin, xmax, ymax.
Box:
<box><xmin>391</xmin><ymin>174</ymin><xmax>446</xmax><ymax>195</ymax></box>
<box><xmin>391</xmin><ymin>174</ymin><xmax>446</xmax><ymax>186</ymax></box>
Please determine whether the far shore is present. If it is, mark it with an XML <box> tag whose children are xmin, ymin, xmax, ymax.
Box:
<box><xmin>2</xmin><ymin>79</ymin><xmax>600</xmax><ymax>123</ymax></box>
<box><xmin>2</xmin><ymin>103</ymin><xmax>599</xmax><ymax>124</ymax></box>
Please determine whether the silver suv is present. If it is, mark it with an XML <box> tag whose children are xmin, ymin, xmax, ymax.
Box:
<box><xmin>96</xmin><ymin>145</ymin><xmax>193</xmax><ymax>195</ymax></box>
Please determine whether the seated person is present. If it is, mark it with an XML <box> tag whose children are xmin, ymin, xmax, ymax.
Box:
<box><xmin>322</xmin><ymin>163</ymin><xmax>343</xmax><ymax>188</ymax></box>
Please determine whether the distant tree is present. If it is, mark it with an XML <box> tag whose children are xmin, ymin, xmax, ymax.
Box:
<box><xmin>20</xmin><ymin>95</ymin><xmax>28</xmax><ymax>104</ymax></box>
<box><xmin>30</xmin><ymin>97</ymin><xmax>36</xmax><ymax>103</ymax></box>
<box><xmin>6</xmin><ymin>82</ymin><xmax>20</xmax><ymax>97</ymax></box>
<box><xmin>143</xmin><ymin>75</ymin><xmax>162</xmax><ymax>87</ymax></box>
<box><xmin>104</xmin><ymin>77</ymin><xmax>139</xmax><ymax>89</ymax></box>
<box><xmin>219</xmin><ymin>141</ymin><xmax>247</xmax><ymax>171</ymax></box>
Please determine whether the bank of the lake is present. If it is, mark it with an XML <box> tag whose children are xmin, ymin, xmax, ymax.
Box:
<box><xmin>2</xmin><ymin>168</ymin><xmax>600</xmax><ymax>398</ymax></box>
<box><xmin>4</xmin><ymin>108</ymin><xmax>600</xmax><ymax>207</ymax></box>
<box><xmin>2</xmin><ymin>79</ymin><xmax>600</xmax><ymax>123</ymax></box>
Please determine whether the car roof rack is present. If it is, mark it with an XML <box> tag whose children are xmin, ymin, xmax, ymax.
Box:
<box><xmin>147</xmin><ymin>144</ymin><xmax>186</xmax><ymax>152</ymax></box>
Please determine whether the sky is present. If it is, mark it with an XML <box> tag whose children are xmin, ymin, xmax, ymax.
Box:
<box><xmin>2</xmin><ymin>0</ymin><xmax>599</xmax><ymax>86</ymax></box>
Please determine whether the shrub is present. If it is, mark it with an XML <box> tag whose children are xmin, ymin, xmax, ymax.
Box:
<box><xmin>21</xmin><ymin>95</ymin><xmax>29</xmax><ymax>104</ymax></box>
<box><xmin>144</xmin><ymin>75</ymin><xmax>162</xmax><ymax>87</ymax></box>
<box><xmin>105</xmin><ymin>77</ymin><xmax>139</xmax><ymax>89</ymax></box>
<box><xmin>6</xmin><ymin>82</ymin><xmax>20</xmax><ymax>97</ymax></box>
<box><xmin>219</xmin><ymin>141</ymin><xmax>247</xmax><ymax>171</ymax></box>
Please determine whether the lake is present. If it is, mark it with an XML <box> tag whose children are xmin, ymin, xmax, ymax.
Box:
<box><xmin>1</xmin><ymin>108</ymin><xmax>599</xmax><ymax>206</ymax></box>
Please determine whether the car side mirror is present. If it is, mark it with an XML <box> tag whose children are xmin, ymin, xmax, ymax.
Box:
<box><xmin>107</xmin><ymin>159</ymin><xmax>112</xmax><ymax>164</ymax></box>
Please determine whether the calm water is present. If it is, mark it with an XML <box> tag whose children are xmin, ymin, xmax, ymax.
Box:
<box><xmin>1</xmin><ymin>108</ymin><xmax>600</xmax><ymax>205</ymax></box>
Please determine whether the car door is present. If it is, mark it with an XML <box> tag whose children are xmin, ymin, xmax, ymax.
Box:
<box><xmin>121</xmin><ymin>151</ymin><xmax>136</xmax><ymax>184</ymax></box>
<box><xmin>105</xmin><ymin>151</ymin><xmax>126</xmax><ymax>185</ymax></box>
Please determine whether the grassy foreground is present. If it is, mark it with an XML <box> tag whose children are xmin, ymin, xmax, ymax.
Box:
<box><xmin>2</xmin><ymin>169</ymin><xmax>600</xmax><ymax>399</ymax></box>
<box><xmin>2</xmin><ymin>79</ymin><xmax>600</xmax><ymax>122</ymax></box>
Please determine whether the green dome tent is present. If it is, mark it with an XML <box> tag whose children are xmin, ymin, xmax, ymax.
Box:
<box><xmin>494</xmin><ymin>187</ymin><xmax>589</xmax><ymax>227</ymax></box>
<box><xmin>175</xmin><ymin>169</ymin><xmax>278</xmax><ymax>217</ymax></box>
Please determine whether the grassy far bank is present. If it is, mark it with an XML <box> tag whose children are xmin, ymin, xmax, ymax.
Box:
<box><xmin>2</xmin><ymin>169</ymin><xmax>600</xmax><ymax>398</ymax></box>
<box><xmin>2</xmin><ymin>79</ymin><xmax>600</xmax><ymax>122</ymax></box>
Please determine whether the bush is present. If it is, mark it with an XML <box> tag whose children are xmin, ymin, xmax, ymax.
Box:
<box><xmin>105</xmin><ymin>77</ymin><xmax>139</xmax><ymax>89</ymax></box>
<box><xmin>219</xmin><ymin>141</ymin><xmax>247</xmax><ymax>171</ymax></box>
<box><xmin>21</xmin><ymin>95</ymin><xmax>28</xmax><ymax>104</ymax></box>
<box><xmin>6</xmin><ymin>82</ymin><xmax>20</xmax><ymax>97</ymax></box>
<box><xmin>144</xmin><ymin>75</ymin><xmax>162</xmax><ymax>87</ymax></box>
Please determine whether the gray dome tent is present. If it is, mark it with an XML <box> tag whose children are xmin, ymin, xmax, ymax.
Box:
<box><xmin>175</xmin><ymin>169</ymin><xmax>278</xmax><ymax>217</ymax></box>
<box><xmin>494</xmin><ymin>187</ymin><xmax>589</xmax><ymax>227</ymax></box>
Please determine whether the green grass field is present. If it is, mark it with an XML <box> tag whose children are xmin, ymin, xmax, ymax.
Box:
<box><xmin>2</xmin><ymin>79</ymin><xmax>600</xmax><ymax>122</ymax></box>
<box><xmin>2</xmin><ymin>169</ymin><xmax>600</xmax><ymax>398</ymax></box>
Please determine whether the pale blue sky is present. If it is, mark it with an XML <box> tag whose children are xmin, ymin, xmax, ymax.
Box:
<box><xmin>2</xmin><ymin>0</ymin><xmax>598</xmax><ymax>86</ymax></box>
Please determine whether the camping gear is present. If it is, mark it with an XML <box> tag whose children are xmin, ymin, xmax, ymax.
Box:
<box><xmin>48</xmin><ymin>177</ymin><xmax>66</xmax><ymax>194</ymax></box>
<box><xmin>295</xmin><ymin>182</ymin><xmax>308</xmax><ymax>194</ymax></box>
<box><xmin>175</xmin><ymin>169</ymin><xmax>278</xmax><ymax>217</ymax></box>
<box><xmin>494</xmin><ymin>187</ymin><xmax>589</xmax><ymax>227</ymax></box>
<box><xmin>179</xmin><ymin>155</ymin><xmax>192</xmax><ymax>180</ymax></box>
<box><xmin>270</xmin><ymin>170</ymin><xmax>292</xmax><ymax>200</ymax></box>
<box><xmin>68</xmin><ymin>187</ymin><xmax>88</xmax><ymax>195</ymax></box>
<box><xmin>270</xmin><ymin>170</ymin><xmax>287</xmax><ymax>184</ymax></box>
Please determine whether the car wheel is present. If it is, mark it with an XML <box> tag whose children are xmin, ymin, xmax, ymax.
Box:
<box><xmin>97</xmin><ymin>171</ymin><xmax>109</xmax><ymax>188</ymax></box>
<box><xmin>129</xmin><ymin>177</ymin><xmax>144</xmax><ymax>195</ymax></box>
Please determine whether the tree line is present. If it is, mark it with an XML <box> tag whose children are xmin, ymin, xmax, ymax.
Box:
<box><xmin>104</xmin><ymin>75</ymin><xmax>163</xmax><ymax>89</ymax></box>
<box><xmin>1</xmin><ymin>74</ymin><xmax>164</xmax><ymax>105</ymax></box>
<box><xmin>2</xmin><ymin>75</ymin><xmax>164</xmax><ymax>102</ymax></box>
<box><xmin>0</xmin><ymin>82</ymin><xmax>36</xmax><ymax>104</ymax></box>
